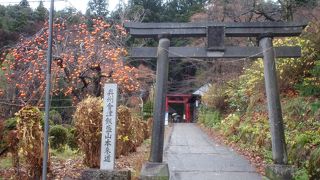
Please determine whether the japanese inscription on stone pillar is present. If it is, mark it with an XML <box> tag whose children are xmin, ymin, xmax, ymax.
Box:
<box><xmin>100</xmin><ymin>84</ymin><xmax>118</xmax><ymax>170</ymax></box>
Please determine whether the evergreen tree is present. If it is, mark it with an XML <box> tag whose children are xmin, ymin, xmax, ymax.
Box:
<box><xmin>163</xmin><ymin>0</ymin><xmax>207</xmax><ymax>22</ymax></box>
<box><xmin>6</xmin><ymin>4</ymin><xmax>33</xmax><ymax>33</ymax></box>
<box><xmin>56</xmin><ymin>7</ymin><xmax>82</xmax><ymax>24</ymax></box>
<box><xmin>109</xmin><ymin>1</ymin><xmax>125</xmax><ymax>23</ymax></box>
<box><xmin>19</xmin><ymin>0</ymin><xmax>30</xmax><ymax>7</ymax></box>
<box><xmin>87</xmin><ymin>0</ymin><xmax>109</xmax><ymax>19</ymax></box>
<box><xmin>129</xmin><ymin>0</ymin><xmax>163</xmax><ymax>22</ymax></box>
<box><xmin>33</xmin><ymin>1</ymin><xmax>48</xmax><ymax>22</ymax></box>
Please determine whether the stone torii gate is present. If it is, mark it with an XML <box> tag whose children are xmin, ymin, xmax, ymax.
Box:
<box><xmin>124</xmin><ymin>22</ymin><xmax>306</xmax><ymax>179</ymax></box>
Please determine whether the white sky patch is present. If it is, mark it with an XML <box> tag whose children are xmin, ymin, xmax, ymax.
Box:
<box><xmin>0</xmin><ymin>0</ymin><xmax>125</xmax><ymax>13</ymax></box>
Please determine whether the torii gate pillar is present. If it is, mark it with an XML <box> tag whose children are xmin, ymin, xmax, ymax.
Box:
<box><xmin>150</xmin><ymin>37</ymin><xmax>170</xmax><ymax>163</ymax></box>
<box><xmin>260</xmin><ymin>36</ymin><xmax>294</xmax><ymax>179</ymax></box>
<box><xmin>140</xmin><ymin>36</ymin><xmax>170</xmax><ymax>180</ymax></box>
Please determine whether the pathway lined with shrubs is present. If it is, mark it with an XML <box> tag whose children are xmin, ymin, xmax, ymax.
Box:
<box><xmin>164</xmin><ymin>123</ymin><xmax>261</xmax><ymax>180</ymax></box>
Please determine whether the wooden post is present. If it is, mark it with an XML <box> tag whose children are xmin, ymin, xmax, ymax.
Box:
<box><xmin>260</xmin><ymin>36</ymin><xmax>288</xmax><ymax>165</ymax></box>
<box><xmin>150</xmin><ymin>36</ymin><xmax>170</xmax><ymax>163</ymax></box>
<box><xmin>165</xmin><ymin>96</ymin><xmax>169</xmax><ymax>112</ymax></box>
<box><xmin>186</xmin><ymin>103</ymin><xmax>191</xmax><ymax>123</ymax></box>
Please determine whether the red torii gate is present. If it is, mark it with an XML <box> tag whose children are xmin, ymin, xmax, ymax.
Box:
<box><xmin>166</xmin><ymin>94</ymin><xmax>192</xmax><ymax>123</ymax></box>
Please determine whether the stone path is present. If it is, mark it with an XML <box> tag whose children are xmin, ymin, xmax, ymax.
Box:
<box><xmin>164</xmin><ymin>123</ymin><xmax>262</xmax><ymax>180</ymax></box>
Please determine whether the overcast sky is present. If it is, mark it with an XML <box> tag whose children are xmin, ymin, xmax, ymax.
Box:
<box><xmin>0</xmin><ymin>0</ymin><xmax>125</xmax><ymax>13</ymax></box>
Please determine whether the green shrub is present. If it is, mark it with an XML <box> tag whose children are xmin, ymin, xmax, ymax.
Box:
<box><xmin>205</xmin><ymin>111</ymin><xmax>221</xmax><ymax>128</ymax></box>
<box><xmin>51</xmin><ymin>93</ymin><xmax>73</xmax><ymax>123</ymax></box>
<box><xmin>283</xmin><ymin>97</ymin><xmax>309</xmax><ymax>121</ymax></box>
<box><xmin>67</xmin><ymin>127</ymin><xmax>78</xmax><ymax>150</ymax></box>
<box><xmin>49</xmin><ymin>125</ymin><xmax>68</xmax><ymax>150</ymax></box>
<box><xmin>220</xmin><ymin>113</ymin><xmax>241</xmax><ymax>136</ymax></box>
<box><xmin>220</xmin><ymin>112</ymin><xmax>271</xmax><ymax>150</ymax></box>
<box><xmin>49</xmin><ymin>110</ymin><xmax>62</xmax><ymax>124</ymax></box>
<box><xmin>310</xmin><ymin>101</ymin><xmax>320</xmax><ymax>115</ymax></box>
<box><xmin>294</xmin><ymin>168</ymin><xmax>309</xmax><ymax>180</ymax></box>
<box><xmin>143</xmin><ymin>100</ymin><xmax>153</xmax><ymax>120</ymax></box>
<box><xmin>308</xmin><ymin>146</ymin><xmax>320</xmax><ymax>180</ymax></box>
<box><xmin>4</xmin><ymin>117</ymin><xmax>17</xmax><ymax>130</ymax></box>
<box><xmin>289</xmin><ymin>133</ymin><xmax>313</xmax><ymax>166</ymax></box>
<box><xmin>198</xmin><ymin>107</ymin><xmax>221</xmax><ymax>128</ymax></box>
<box><xmin>225</xmin><ymin>79</ymin><xmax>250</xmax><ymax>113</ymax></box>
<box><xmin>40</xmin><ymin>112</ymin><xmax>54</xmax><ymax>129</ymax></box>
<box><xmin>238</xmin><ymin>122</ymin><xmax>256</xmax><ymax>143</ymax></box>
<box><xmin>296</xmin><ymin>57</ymin><xmax>320</xmax><ymax>97</ymax></box>
<box><xmin>0</xmin><ymin>117</ymin><xmax>17</xmax><ymax>154</ymax></box>
<box><xmin>198</xmin><ymin>108</ymin><xmax>206</xmax><ymax>124</ymax></box>
<box><xmin>262</xmin><ymin>149</ymin><xmax>273</xmax><ymax>164</ymax></box>
<box><xmin>225</xmin><ymin>60</ymin><xmax>264</xmax><ymax>113</ymax></box>
<box><xmin>0</xmin><ymin>121</ymin><xmax>5</xmax><ymax>154</ymax></box>
<box><xmin>202</xmin><ymin>84</ymin><xmax>227</xmax><ymax>112</ymax></box>
<box><xmin>296</xmin><ymin>134</ymin><xmax>312</xmax><ymax>145</ymax></box>
<box><xmin>245</xmin><ymin>93</ymin><xmax>266</xmax><ymax>116</ymax></box>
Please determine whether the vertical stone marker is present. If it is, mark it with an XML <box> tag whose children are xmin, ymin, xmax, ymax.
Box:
<box><xmin>101</xmin><ymin>83</ymin><xmax>118</xmax><ymax>170</ymax></box>
<box><xmin>81</xmin><ymin>84</ymin><xmax>131</xmax><ymax>180</ymax></box>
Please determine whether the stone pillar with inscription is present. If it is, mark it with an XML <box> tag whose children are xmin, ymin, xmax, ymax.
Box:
<box><xmin>81</xmin><ymin>84</ymin><xmax>131</xmax><ymax>180</ymax></box>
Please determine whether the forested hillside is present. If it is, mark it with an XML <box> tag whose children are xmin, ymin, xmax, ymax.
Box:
<box><xmin>0</xmin><ymin>1</ymin><xmax>47</xmax><ymax>50</ymax></box>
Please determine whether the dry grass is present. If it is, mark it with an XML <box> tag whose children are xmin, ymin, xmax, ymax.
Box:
<box><xmin>116</xmin><ymin>139</ymin><xmax>151</xmax><ymax>180</ymax></box>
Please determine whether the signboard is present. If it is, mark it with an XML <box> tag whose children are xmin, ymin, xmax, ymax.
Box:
<box><xmin>100</xmin><ymin>84</ymin><xmax>118</xmax><ymax>170</ymax></box>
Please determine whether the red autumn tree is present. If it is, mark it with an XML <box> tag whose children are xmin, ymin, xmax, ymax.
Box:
<box><xmin>1</xmin><ymin>17</ymin><xmax>141</xmax><ymax>106</ymax></box>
